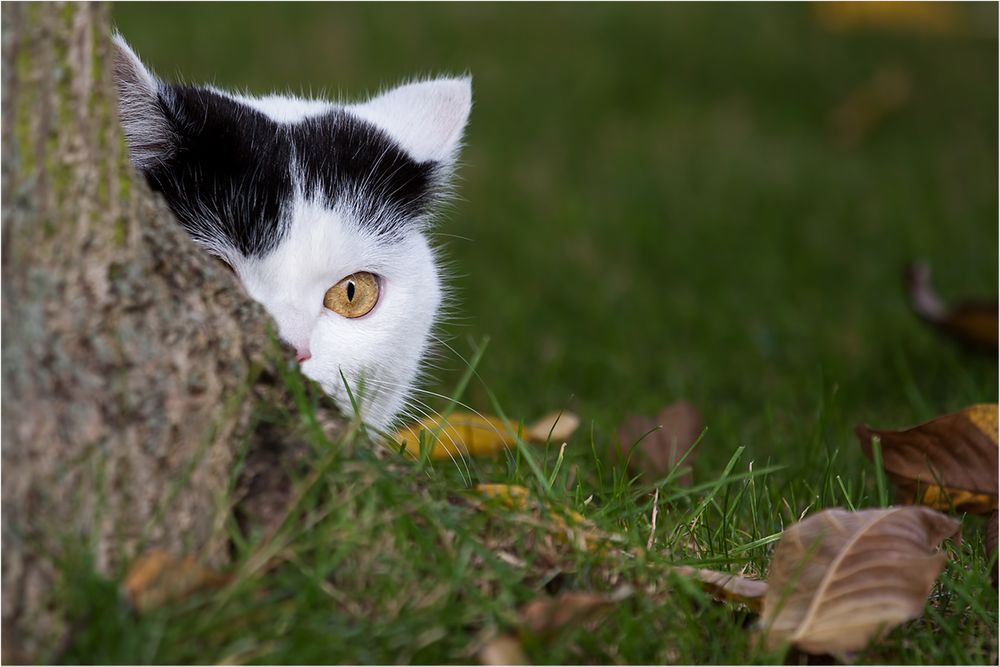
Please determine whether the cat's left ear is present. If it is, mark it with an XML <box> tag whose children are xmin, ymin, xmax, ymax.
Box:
<box><xmin>351</xmin><ymin>77</ymin><xmax>472</xmax><ymax>164</ymax></box>
<box><xmin>111</xmin><ymin>34</ymin><xmax>178</xmax><ymax>171</ymax></box>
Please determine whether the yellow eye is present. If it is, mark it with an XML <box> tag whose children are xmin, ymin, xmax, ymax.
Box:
<box><xmin>324</xmin><ymin>271</ymin><xmax>380</xmax><ymax>318</ymax></box>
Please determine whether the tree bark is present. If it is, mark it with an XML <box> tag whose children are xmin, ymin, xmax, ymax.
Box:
<box><xmin>2</xmin><ymin>3</ymin><xmax>287</xmax><ymax>658</ymax></box>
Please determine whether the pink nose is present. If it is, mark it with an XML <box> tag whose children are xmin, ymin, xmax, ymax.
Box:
<box><xmin>296</xmin><ymin>349</ymin><xmax>311</xmax><ymax>363</ymax></box>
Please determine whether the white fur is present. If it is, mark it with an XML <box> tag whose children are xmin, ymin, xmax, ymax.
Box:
<box><xmin>233</xmin><ymin>192</ymin><xmax>442</xmax><ymax>431</ymax></box>
<box><xmin>112</xmin><ymin>34</ymin><xmax>177</xmax><ymax>170</ymax></box>
<box><xmin>214</xmin><ymin>90</ymin><xmax>335</xmax><ymax>124</ymax></box>
<box><xmin>351</xmin><ymin>79</ymin><xmax>472</xmax><ymax>163</ymax></box>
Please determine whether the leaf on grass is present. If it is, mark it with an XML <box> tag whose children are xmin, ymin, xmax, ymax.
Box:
<box><xmin>525</xmin><ymin>410</ymin><xmax>580</xmax><ymax>444</ymax></box>
<box><xmin>814</xmin><ymin>3</ymin><xmax>960</xmax><ymax>36</ymax></box>
<box><xmin>760</xmin><ymin>506</ymin><xmax>960</xmax><ymax>654</ymax></box>
<box><xmin>474</xmin><ymin>484</ymin><xmax>589</xmax><ymax>529</ymax></box>
<box><xmin>856</xmin><ymin>404</ymin><xmax>998</xmax><ymax>514</ymax></box>
<box><xmin>519</xmin><ymin>585</ymin><xmax>633</xmax><ymax>637</ymax></box>
<box><xmin>394</xmin><ymin>410</ymin><xmax>579</xmax><ymax>461</ymax></box>
<box><xmin>830</xmin><ymin>64</ymin><xmax>911</xmax><ymax>148</ymax></box>
<box><xmin>673</xmin><ymin>566</ymin><xmax>768</xmax><ymax>612</ymax></box>
<box><xmin>473</xmin><ymin>484</ymin><xmax>617</xmax><ymax>551</ymax></box>
<box><xmin>395</xmin><ymin>413</ymin><xmax>515</xmax><ymax>460</ymax></box>
<box><xmin>907</xmin><ymin>261</ymin><xmax>998</xmax><ymax>353</ymax></box>
<box><xmin>479</xmin><ymin>634</ymin><xmax>530</xmax><ymax>665</ymax></box>
<box><xmin>123</xmin><ymin>549</ymin><xmax>229</xmax><ymax>613</ymax></box>
<box><xmin>893</xmin><ymin>479</ymin><xmax>997</xmax><ymax>515</ymax></box>
<box><xmin>614</xmin><ymin>401</ymin><xmax>702</xmax><ymax>485</ymax></box>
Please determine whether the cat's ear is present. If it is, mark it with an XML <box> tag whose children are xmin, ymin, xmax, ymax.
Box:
<box><xmin>111</xmin><ymin>35</ymin><xmax>177</xmax><ymax>170</ymax></box>
<box><xmin>351</xmin><ymin>77</ymin><xmax>472</xmax><ymax>164</ymax></box>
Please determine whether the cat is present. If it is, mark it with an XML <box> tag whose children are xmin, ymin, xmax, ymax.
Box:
<box><xmin>112</xmin><ymin>36</ymin><xmax>471</xmax><ymax>432</ymax></box>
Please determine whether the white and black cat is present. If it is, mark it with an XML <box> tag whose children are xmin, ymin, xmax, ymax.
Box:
<box><xmin>112</xmin><ymin>36</ymin><xmax>471</xmax><ymax>431</ymax></box>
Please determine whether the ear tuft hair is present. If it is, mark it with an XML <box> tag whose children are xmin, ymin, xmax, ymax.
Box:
<box><xmin>112</xmin><ymin>34</ymin><xmax>176</xmax><ymax>170</ymax></box>
<box><xmin>350</xmin><ymin>77</ymin><xmax>472</xmax><ymax>164</ymax></box>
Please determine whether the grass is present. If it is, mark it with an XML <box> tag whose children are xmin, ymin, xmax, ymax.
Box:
<box><xmin>53</xmin><ymin>3</ymin><xmax>1000</xmax><ymax>664</ymax></box>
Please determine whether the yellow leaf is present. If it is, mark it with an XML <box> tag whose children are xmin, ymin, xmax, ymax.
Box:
<box><xmin>475</xmin><ymin>483</ymin><xmax>532</xmax><ymax>510</ymax></box>
<box><xmin>394</xmin><ymin>409</ymin><xmax>580</xmax><ymax>461</ymax></box>
<box><xmin>123</xmin><ymin>550</ymin><xmax>229</xmax><ymax>613</ymax></box>
<box><xmin>903</xmin><ymin>482</ymin><xmax>997</xmax><ymax>515</ymax></box>
<box><xmin>394</xmin><ymin>412</ymin><xmax>515</xmax><ymax>460</ymax></box>
<box><xmin>814</xmin><ymin>2</ymin><xmax>960</xmax><ymax>36</ymax></box>
<box><xmin>473</xmin><ymin>484</ymin><xmax>612</xmax><ymax>551</ymax></box>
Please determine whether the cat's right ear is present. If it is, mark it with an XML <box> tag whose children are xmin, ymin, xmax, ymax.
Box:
<box><xmin>112</xmin><ymin>35</ymin><xmax>177</xmax><ymax>171</ymax></box>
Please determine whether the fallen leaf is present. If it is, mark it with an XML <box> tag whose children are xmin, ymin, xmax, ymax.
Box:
<box><xmin>830</xmin><ymin>64</ymin><xmax>912</xmax><ymax>148</ymax></box>
<box><xmin>907</xmin><ymin>261</ymin><xmax>998</xmax><ymax>353</ymax></box>
<box><xmin>673</xmin><ymin>566</ymin><xmax>768</xmax><ymax>612</ymax></box>
<box><xmin>893</xmin><ymin>479</ymin><xmax>997</xmax><ymax>515</ymax></box>
<box><xmin>814</xmin><ymin>3</ymin><xmax>960</xmax><ymax>36</ymax></box>
<box><xmin>394</xmin><ymin>413</ymin><xmax>514</xmax><ymax>460</ymax></box>
<box><xmin>614</xmin><ymin>401</ymin><xmax>702</xmax><ymax>485</ymax></box>
<box><xmin>856</xmin><ymin>404</ymin><xmax>998</xmax><ymax>514</ymax></box>
<box><xmin>394</xmin><ymin>410</ymin><xmax>579</xmax><ymax>461</ymax></box>
<box><xmin>123</xmin><ymin>550</ymin><xmax>229</xmax><ymax>613</ymax></box>
<box><xmin>474</xmin><ymin>484</ymin><xmax>589</xmax><ymax>530</ymax></box>
<box><xmin>519</xmin><ymin>585</ymin><xmax>633</xmax><ymax>637</ymax></box>
<box><xmin>473</xmin><ymin>484</ymin><xmax>618</xmax><ymax>552</ymax></box>
<box><xmin>479</xmin><ymin>634</ymin><xmax>530</xmax><ymax>665</ymax></box>
<box><xmin>525</xmin><ymin>410</ymin><xmax>580</xmax><ymax>443</ymax></box>
<box><xmin>475</xmin><ymin>483</ymin><xmax>534</xmax><ymax>508</ymax></box>
<box><xmin>760</xmin><ymin>506</ymin><xmax>960</xmax><ymax>654</ymax></box>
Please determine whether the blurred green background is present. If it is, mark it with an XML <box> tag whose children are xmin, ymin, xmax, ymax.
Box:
<box><xmin>115</xmin><ymin>3</ymin><xmax>997</xmax><ymax>470</ymax></box>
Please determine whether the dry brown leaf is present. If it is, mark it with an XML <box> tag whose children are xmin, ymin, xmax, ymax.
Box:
<box><xmin>856</xmin><ymin>404</ymin><xmax>999</xmax><ymax>514</ymax></box>
<box><xmin>519</xmin><ymin>586</ymin><xmax>633</xmax><ymax>637</ymax></box>
<box><xmin>673</xmin><ymin>566</ymin><xmax>768</xmax><ymax>612</ymax></box>
<box><xmin>907</xmin><ymin>261</ymin><xmax>998</xmax><ymax>353</ymax></box>
<box><xmin>123</xmin><ymin>549</ymin><xmax>229</xmax><ymax>613</ymax></box>
<box><xmin>760</xmin><ymin>506</ymin><xmax>960</xmax><ymax>654</ymax></box>
<box><xmin>614</xmin><ymin>401</ymin><xmax>702</xmax><ymax>485</ymax></box>
<box><xmin>525</xmin><ymin>410</ymin><xmax>580</xmax><ymax>444</ymax></box>
<box><xmin>478</xmin><ymin>634</ymin><xmax>530</xmax><ymax>665</ymax></box>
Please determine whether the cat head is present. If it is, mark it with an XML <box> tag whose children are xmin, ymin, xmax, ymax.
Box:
<box><xmin>112</xmin><ymin>36</ymin><xmax>471</xmax><ymax>431</ymax></box>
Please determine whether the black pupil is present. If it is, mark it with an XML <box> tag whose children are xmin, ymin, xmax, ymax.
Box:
<box><xmin>346</xmin><ymin>281</ymin><xmax>355</xmax><ymax>301</ymax></box>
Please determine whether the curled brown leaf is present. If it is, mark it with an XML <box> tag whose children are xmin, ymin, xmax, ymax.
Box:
<box><xmin>856</xmin><ymin>404</ymin><xmax>998</xmax><ymax>513</ymax></box>
<box><xmin>614</xmin><ymin>401</ymin><xmax>703</xmax><ymax>485</ymax></box>
<box><xmin>907</xmin><ymin>261</ymin><xmax>998</xmax><ymax>353</ymax></box>
<box><xmin>673</xmin><ymin>566</ymin><xmax>768</xmax><ymax>612</ymax></box>
<box><xmin>519</xmin><ymin>585</ymin><xmax>633</xmax><ymax>637</ymax></box>
<box><xmin>760</xmin><ymin>506</ymin><xmax>960</xmax><ymax>654</ymax></box>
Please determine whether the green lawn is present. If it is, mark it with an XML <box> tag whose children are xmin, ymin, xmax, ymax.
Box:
<box><xmin>59</xmin><ymin>4</ymin><xmax>1000</xmax><ymax>663</ymax></box>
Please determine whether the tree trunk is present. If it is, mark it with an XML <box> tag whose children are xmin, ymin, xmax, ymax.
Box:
<box><xmin>2</xmin><ymin>3</ymin><xmax>289</xmax><ymax>658</ymax></box>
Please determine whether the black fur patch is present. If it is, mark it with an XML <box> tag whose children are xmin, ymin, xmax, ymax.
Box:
<box><xmin>140</xmin><ymin>85</ymin><xmax>438</xmax><ymax>258</ymax></box>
